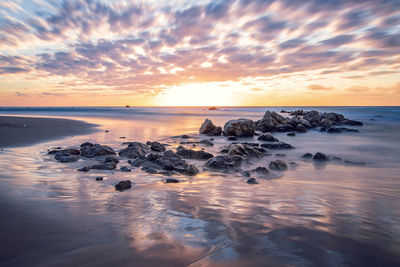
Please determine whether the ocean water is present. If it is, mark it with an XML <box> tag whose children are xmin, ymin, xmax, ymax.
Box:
<box><xmin>0</xmin><ymin>106</ymin><xmax>399</xmax><ymax>266</ymax></box>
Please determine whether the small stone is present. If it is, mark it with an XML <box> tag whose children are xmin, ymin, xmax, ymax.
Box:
<box><xmin>166</xmin><ymin>178</ymin><xmax>180</xmax><ymax>183</ymax></box>
<box><xmin>227</xmin><ymin>136</ymin><xmax>237</xmax><ymax>141</ymax></box>
<box><xmin>180</xmin><ymin>135</ymin><xmax>191</xmax><ymax>139</ymax></box>
<box><xmin>247</xmin><ymin>178</ymin><xmax>258</xmax><ymax>184</ymax></box>
<box><xmin>258</xmin><ymin>133</ymin><xmax>279</xmax><ymax>142</ymax></box>
<box><xmin>287</xmin><ymin>132</ymin><xmax>296</xmax><ymax>136</ymax></box>
<box><xmin>95</xmin><ymin>177</ymin><xmax>103</xmax><ymax>181</ymax></box>
<box><xmin>269</xmin><ymin>160</ymin><xmax>288</xmax><ymax>171</ymax></box>
<box><xmin>302</xmin><ymin>153</ymin><xmax>313</xmax><ymax>158</ymax></box>
<box><xmin>327</xmin><ymin>128</ymin><xmax>341</xmax><ymax>133</ymax></box>
<box><xmin>105</xmin><ymin>157</ymin><xmax>119</xmax><ymax>164</ymax></box>
<box><xmin>120</xmin><ymin>166</ymin><xmax>131</xmax><ymax>172</ymax></box>
<box><xmin>313</xmin><ymin>152</ymin><xmax>328</xmax><ymax>161</ymax></box>
<box><xmin>77</xmin><ymin>166</ymin><xmax>91</xmax><ymax>172</ymax></box>
<box><xmin>295</xmin><ymin>124</ymin><xmax>307</xmax><ymax>133</ymax></box>
<box><xmin>80</xmin><ymin>142</ymin><xmax>94</xmax><ymax>148</ymax></box>
<box><xmin>91</xmin><ymin>162</ymin><xmax>117</xmax><ymax>170</ymax></box>
<box><xmin>275</xmin><ymin>153</ymin><xmax>285</xmax><ymax>157</ymax></box>
<box><xmin>115</xmin><ymin>180</ymin><xmax>132</xmax><ymax>191</ymax></box>
<box><xmin>105</xmin><ymin>130</ymin><xmax>109</xmax><ymax>133</ymax></box>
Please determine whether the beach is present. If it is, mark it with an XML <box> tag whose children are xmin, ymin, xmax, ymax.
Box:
<box><xmin>0</xmin><ymin>107</ymin><xmax>399</xmax><ymax>266</ymax></box>
<box><xmin>0</xmin><ymin>116</ymin><xmax>98</xmax><ymax>148</ymax></box>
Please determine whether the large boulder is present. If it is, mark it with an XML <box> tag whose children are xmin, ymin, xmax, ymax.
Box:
<box><xmin>221</xmin><ymin>143</ymin><xmax>263</xmax><ymax>158</ymax></box>
<box><xmin>119</xmin><ymin>142</ymin><xmax>150</xmax><ymax>159</ymax></box>
<box><xmin>223</xmin><ymin>119</ymin><xmax>255</xmax><ymax>137</ymax></box>
<box><xmin>322</xmin><ymin>112</ymin><xmax>344</xmax><ymax>124</ymax></box>
<box><xmin>303</xmin><ymin>110</ymin><xmax>321</xmax><ymax>125</ymax></box>
<box><xmin>205</xmin><ymin>155</ymin><xmax>243</xmax><ymax>170</ymax></box>
<box><xmin>146</xmin><ymin>150</ymin><xmax>199</xmax><ymax>176</ymax></box>
<box><xmin>199</xmin><ymin>119</ymin><xmax>222</xmax><ymax>136</ymax></box>
<box><xmin>256</xmin><ymin>111</ymin><xmax>287</xmax><ymax>132</ymax></box>
<box><xmin>80</xmin><ymin>144</ymin><xmax>115</xmax><ymax>158</ymax></box>
<box><xmin>176</xmin><ymin>146</ymin><xmax>214</xmax><ymax>160</ymax></box>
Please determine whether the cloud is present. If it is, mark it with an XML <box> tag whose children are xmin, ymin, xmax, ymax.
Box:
<box><xmin>308</xmin><ymin>84</ymin><xmax>334</xmax><ymax>90</ymax></box>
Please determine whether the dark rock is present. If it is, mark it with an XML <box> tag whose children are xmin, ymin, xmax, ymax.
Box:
<box><xmin>118</xmin><ymin>142</ymin><xmax>150</xmax><ymax>158</ymax></box>
<box><xmin>48</xmin><ymin>148</ymin><xmax>80</xmax><ymax>155</ymax></box>
<box><xmin>120</xmin><ymin>166</ymin><xmax>131</xmax><ymax>172</ymax></box>
<box><xmin>115</xmin><ymin>180</ymin><xmax>131</xmax><ymax>191</ymax></box>
<box><xmin>152</xmin><ymin>150</ymin><xmax>199</xmax><ymax>176</ymax></box>
<box><xmin>320</xmin><ymin>119</ymin><xmax>332</xmax><ymax>128</ymax></box>
<box><xmin>258</xmin><ymin>133</ymin><xmax>279</xmax><ymax>142</ymax></box>
<box><xmin>180</xmin><ymin>135</ymin><xmax>191</xmax><ymax>139</ymax></box>
<box><xmin>241</xmin><ymin>142</ymin><xmax>259</xmax><ymax>147</ymax></box>
<box><xmin>260</xmin><ymin>142</ymin><xmax>294</xmax><ymax>149</ymax></box>
<box><xmin>295</xmin><ymin>124</ymin><xmax>307</xmax><ymax>133</ymax></box>
<box><xmin>80</xmin><ymin>142</ymin><xmax>94</xmax><ymax>148</ymax></box>
<box><xmin>147</xmin><ymin>141</ymin><xmax>166</xmax><ymax>152</ymax></box>
<box><xmin>95</xmin><ymin>177</ymin><xmax>103</xmax><ymax>181</ymax></box>
<box><xmin>128</xmin><ymin>158</ymin><xmax>145</xmax><ymax>167</ymax></box>
<box><xmin>335</xmin><ymin>127</ymin><xmax>359</xmax><ymax>133</ymax></box>
<box><xmin>247</xmin><ymin>178</ymin><xmax>258</xmax><ymax>184</ymax></box>
<box><xmin>290</xmin><ymin>110</ymin><xmax>305</xmax><ymax>116</ymax></box>
<box><xmin>281</xmin><ymin>110</ymin><xmax>289</xmax><ymax>113</ymax></box>
<box><xmin>242</xmin><ymin>171</ymin><xmax>251</xmax><ymax>177</ymax></box>
<box><xmin>327</xmin><ymin>127</ymin><xmax>341</xmax><ymax>133</ymax></box>
<box><xmin>141</xmin><ymin>166</ymin><xmax>159</xmax><ymax>174</ymax></box>
<box><xmin>287</xmin><ymin>132</ymin><xmax>296</xmax><ymax>136</ymax></box>
<box><xmin>223</xmin><ymin>119</ymin><xmax>255</xmax><ymax>137</ymax></box>
<box><xmin>105</xmin><ymin>130</ymin><xmax>109</xmax><ymax>133</ymax></box>
<box><xmin>199</xmin><ymin>139</ymin><xmax>214</xmax><ymax>146</ymax></box>
<box><xmin>77</xmin><ymin>166</ymin><xmax>91</xmax><ymax>172</ymax></box>
<box><xmin>199</xmin><ymin>119</ymin><xmax>222</xmax><ymax>136</ymax></box>
<box><xmin>221</xmin><ymin>143</ymin><xmax>263</xmax><ymax>158</ymax></box>
<box><xmin>313</xmin><ymin>152</ymin><xmax>328</xmax><ymax>161</ymax></box>
<box><xmin>205</xmin><ymin>155</ymin><xmax>243</xmax><ymax>170</ymax></box>
<box><xmin>105</xmin><ymin>157</ymin><xmax>119</xmax><ymax>164</ymax></box>
<box><xmin>250</xmin><ymin>166</ymin><xmax>270</xmax><ymax>178</ymax></box>
<box><xmin>269</xmin><ymin>160</ymin><xmax>288</xmax><ymax>171</ymax></box>
<box><xmin>342</xmin><ymin>119</ymin><xmax>363</xmax><ymax>126</ymax></box>
<box><xmin>227</xmin><ymin>136</ymin><xmax>237</xmax><ymax>141</ymax></box>
<box><xmin>80</xmin><ymin>144</ymin><xmax>115</xmax><ymax>158</ymax></box>
<box><xmin>302</xmin><ymin>153</ymin><xmax>313</xmax><ymax>158</ymax></box>
<box><xmin>54</xmin><ymin>153</ymin><xmax>79</xmax><ymax>163</ymax></box>
<box><xmin>146</xmin><ymin>152</ymin><xmax>161</xmax><ymax>161</ymax></box>
<box><xmin>303</xmin><ymin>110</ymin><xmax>321</xmax><ymax>125</ymax></box>
<box><xmin>319</xmin><ymin>127</ymin><xmax>327</xmax><ymax>132</ymax></box>
<box><xmin>166</xmin><ymin>178</ymin><xmax>180</xmax><ymax>183</ymax></box>
<box><xmin>276</xmin><ymin>124</ymin><xmax>294</xmax><ymax>132</ymax></box>
<box><xmin>176</xmin><ymin>146</ymin><xmax>214</xmax><ymax>160</ymax></box>
<box><xmin>275</xmin><ymin>153</ymin><xmax>285</xmax><ymax>157</ymax></box>
<box><xmin>91</xmin><ymin>162</ymin><xmax>117</xmax><ymax>170</ymax></box>
<box><xmin>322</xmin><ymin>112</ymin><xmax>344</xmax><ymax>124</ymax></box>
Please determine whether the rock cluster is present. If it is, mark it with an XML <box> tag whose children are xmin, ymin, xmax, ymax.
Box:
<box><xmin>199</xmin><ymin>119</ymin><xmax>222</xmax><ymax>136</ymax></box>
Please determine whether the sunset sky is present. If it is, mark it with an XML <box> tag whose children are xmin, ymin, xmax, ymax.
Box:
<box><xmin>0</xmin><ymin>0</ymin><xmax>399</xmax><ymax>106</ymax></box>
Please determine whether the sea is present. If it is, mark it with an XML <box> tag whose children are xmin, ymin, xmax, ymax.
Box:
<box><xmin>0</xmin><ymin>106</ymin><xmax>399</xmax><ymax>266</ymax></box>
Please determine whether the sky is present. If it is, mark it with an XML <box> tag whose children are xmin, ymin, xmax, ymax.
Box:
<box><xmin>0</xmin><ymin>0</ymin><xmax>399</xmax><ymax>106</ymax></box>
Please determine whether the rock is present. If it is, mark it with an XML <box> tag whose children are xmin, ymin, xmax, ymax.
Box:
<box><xmin>205</xmin><ymin>155</ymin><xmax>243</xmax><ymax>170</ymax></box>
<box><xmin>54</xmin><ymin>152</ymin><xmax>79</xmax><ymax>163</ymax></box>
<box><xmin>303</xmin><ymin>110</ymin><xmax>321</xmax><ymax>125</ymax></box>
<box><xmin>223</xmin><ymin>119</ymin><xmax>255</xmax><ymax>137</ymax></box>
<box><xmin>322</xmin><ymin>112</ymin><xmax>344</xmax><ymax>124</ymax></box>
<box><xmin>302</xmin><ymin>153</ymin><xmax>313</xmax><ymax>158</ymax></box>
<box><xmin>342</xmin><ymin>119</ymin><xmax>363</xmax><ymax>126</ymax></box>
<box><xmin>118</xmin><ymin>142</ymin><xmax>150</xmax><ymax>158</ymax></box>
<box><xmin>91</xmin><ymin>162</ymin><xmax>117</xmax><ymax>170</ymax></box>
<box><xmin>242</xmin><ymin>171</ymin><xmax>251</xmax><ymax>177</ymax></box>
<box><xmin>295</xmin><ymin>124</ymin><xmax>307</xmax><ymax>133</ymax></box>
<box><xmin>77</xmin><ymin>166</ymin><xmax>91</xmax><ymax>172</ymax></box>
<box><xmin>290</xmin><ymin>110</ymin><xmax>304</xmax><ymax>116</ymax></box>
<box><xmin>221</xmin><ymin>144</ymin><xmax>263</xmax><ymax>158</ymax></box>
<box><xmin>48</xmin><ymin>148</ymin><xmax>80</xmax><ymax>155</ymax></box>
<box><xmin>166</xmin><ymin>178</ymin><xmax>180</xmax><ymax>183</ymax></box>
<box><xmin>176</xmin><ymin>146</ymin><xmax>214</xmax><ymax>160</ymax></box>
<box><xmin>320</xmin><ymin>119</ymin><xmax>332</xmax><ymax>128</ymax></box>
<box><xmin>150</xmin><ymin>150</ymin><xmax>199</xmax><ymax>176</ymax></box>
<box><xmin>241</xmin><ymin>142</ymin><xmax>259</xmax><ymax>147</ymax></box>
<box><xmin>319</xmin><ymin>127</ymin><xmax>327</xmax><ymax>132</ymax></box>
<box><xmin>199</xmin><ymin>119</ymin><xmax>222</xmax><ymax>136</ymax></box>
<box><xmin>258</xmin><ymin>133</ymin><xmax>279</xmax><ymax>142</ymax></box>
<box><xmin>120</xmin><ymin>166</ymin><xmax>131</xmax><ymax>172</ymax></box>
<box><xmin>275</xmin><ymin>153</ymin><xmax>285</xmax><ymax>157</ymax></box>
<box><xmin>180</xmin><ymin>135</ymin><xmax>191</xmax><ymax>139</ymax></box>
<box><xmin>95</xmin><ymin>177</ymin><xmax>103</xmax><ymax>181</ymax></box>
<box><xmin>208</xmin><ymin>107</ymin><xmax>218</xmax><ymax>110</ymax></box>
<box><xmin>327</xmin><ymin>127</ymin><xmax>341</xmax><ymax>133</ymax></box>
<box><xmin>147</xmin><ymin>141</ymin><xmax>166</xmax><ymax>152</ymax></box>
<box><xmin>80</xmin><ymin>144</ymin><xmax>115</xmax><ymax>158</ymax></box>
<box><xmin>276</xmin><ymin>124</ymin><xmax>294</xmax><ymax>132</ymax></box>
<box><xmin>269</xmin><ymin>160</ymin><xmax>288</xmax><ymax>171</ymax></box>
<box><xmin>80</xmin><ymin>142</ymin><xmax>94</xmax><ymax>148</ymax></box>
<box><xmin>115</xmin><ymin>180</ymin><xmax>131</xmax><ymax>191</ymax></box>
<box><xmin>281</xmin><ymin>110</ymin><xmax>289</xmax><ymax>113</ymax></box>
<box><xmin>256</xmin><ymin>111</ymin><xmax>287</xmax><ymax>132</ymax></box>
<box><xmin>250</xmin><ymin>166</ymin><xmax>270</xmax><ymax>178</ymax></box>
<box><xmin>105</xmin><ymin>157</ymin><xmax>119</xmax><ymax>164</ymax></box>
<box><xmin>260</xmin><ymin>142</ymin><xmax>294</xmax><ymax>149</ymax></box>
<box><xmin>199</xmin><ymin>139</ymin><xmax>214</xmax><ymax>146</ymax></box>
<box><xmin>313</xmin><ymin>152</ymin><xmax>328</xmax><ymax>161</ymax></box>
<box><xmin>247</xmin><ymin>178</ymin><xmax>258</xmax><ymax>184</ymax></box>
<box><xmin>287</xmin><ymin>132</ymin><xmax>296</xmax><ymax>136</ymax></box>
<box><xmin>227</xmin><ymin>136</ymin><xmax>237</xmax><ymax>141</ymax></box>
<box><xmin>128</xmin><ymin>158</ymin><xmax>145</xmax><ymax>167</ymax></box>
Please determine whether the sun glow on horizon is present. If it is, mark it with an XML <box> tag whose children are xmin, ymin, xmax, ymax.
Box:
<box><xmin>155</xmin><ymin>83</ymin><xmax>241</xmax><ymax>107</ymax></box>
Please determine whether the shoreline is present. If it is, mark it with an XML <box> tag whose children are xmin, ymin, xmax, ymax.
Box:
<box><xmin>0</xmin><ymin>116</ymin><xmax>98</xmax><ymax>148</ymax></box>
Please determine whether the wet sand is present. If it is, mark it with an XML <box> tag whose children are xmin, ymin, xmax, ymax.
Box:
<box><xmin>0</xmin><ymin>116</ymin><xmax>98</xmax><ymax>148</ymax></box>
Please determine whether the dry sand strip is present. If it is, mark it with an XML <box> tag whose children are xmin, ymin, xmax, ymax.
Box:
<box><xmin>0</xmin><ymin>116</ymin><xmax>98</xmax><ymax>148</ymax></box>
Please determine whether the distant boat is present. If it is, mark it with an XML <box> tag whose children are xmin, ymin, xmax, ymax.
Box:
<box><xmin>125</xmin><ymin>105</ymin><xmax>130</xmax><ymax>108</ymax></box>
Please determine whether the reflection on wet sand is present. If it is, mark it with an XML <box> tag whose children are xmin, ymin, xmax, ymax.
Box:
<box><xmin>0</xmin><ymin>108</ymin><xmax>400</xmax><ymax>266</ymax></box>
